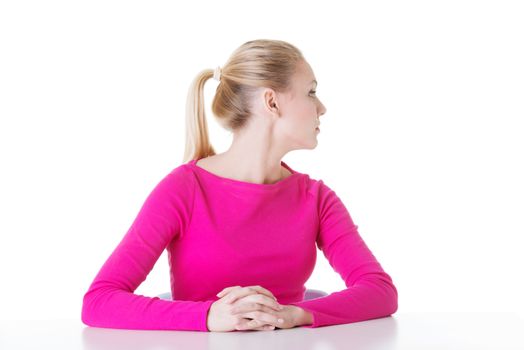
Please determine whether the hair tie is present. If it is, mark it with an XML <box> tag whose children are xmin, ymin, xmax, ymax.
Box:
<box><xmin>213</xmin><ymin>66</ymin><xmax>222</xmax><ymax>82</ymax></box>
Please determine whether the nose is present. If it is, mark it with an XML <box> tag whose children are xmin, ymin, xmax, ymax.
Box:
<box><xmin>317</xmin><ymin>98</ymin><xmax>327</xmax><ymax>117</ymax></box>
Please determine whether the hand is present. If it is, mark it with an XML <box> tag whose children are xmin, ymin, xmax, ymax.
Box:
<box><xmin>206</xmin><ymin>285</ymin><xmax>284</xmax><ymax>332</ymax></box>
<box><xmin>217</xmin><ymin>285</ymin><xmax>297</xmax><ymax>331</ymax></box>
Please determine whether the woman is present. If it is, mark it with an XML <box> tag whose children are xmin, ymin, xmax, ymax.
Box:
<box><xmin>81</xmin><ymin>39</ymin><xmax>398</xmax><ymax>332</ymax></box>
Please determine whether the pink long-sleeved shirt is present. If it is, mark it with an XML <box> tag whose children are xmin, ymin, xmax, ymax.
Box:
<box><xmin>81</xmin><ymin>158</ymin><xmax>398</xmax><ymax>331</ymax></box>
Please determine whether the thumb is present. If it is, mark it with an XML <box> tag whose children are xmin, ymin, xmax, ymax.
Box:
<box><xmin>216</xmin><ymin>285</ymin><xmax>241</xmax><ymax>297</ymax></box>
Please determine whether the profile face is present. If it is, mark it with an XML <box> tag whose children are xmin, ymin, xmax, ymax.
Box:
<box><xmin>276</xmin><ymin>59</ymin><xmax>327</xmax><ymax>150</ymax></box>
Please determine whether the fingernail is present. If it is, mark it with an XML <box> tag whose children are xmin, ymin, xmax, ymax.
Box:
<box><xmin>278</xmin><ymin>305</ymin><xmax>284</xmax><ymax>310</ymax></box>
<box><xmin>278</xmin><ymin>318</ymin><xmax>284</xmax><ymax>323</ymax></box>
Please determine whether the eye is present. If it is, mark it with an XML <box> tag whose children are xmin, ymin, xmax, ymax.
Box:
<box><xmin>309</xmin><ymin>90</ymin><xmax>317</xmax><ymax>96</ymax></box>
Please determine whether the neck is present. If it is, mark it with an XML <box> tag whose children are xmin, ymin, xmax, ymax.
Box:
<box><xmin>219</xmin><ymin>119</ymin><xmax>288</xmax><ymax>184</ymax></box>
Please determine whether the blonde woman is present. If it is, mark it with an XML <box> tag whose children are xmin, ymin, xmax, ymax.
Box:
<box><xmin>81</xmin><ymin>39</ymin><xmax>398</xmax><ymax>332</ymax></box>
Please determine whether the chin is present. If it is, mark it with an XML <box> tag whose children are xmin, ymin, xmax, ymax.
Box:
<box><xmin>307</xmin><ymin>139</ymin><xmax>319</xmax><ymax>150</ymax></box>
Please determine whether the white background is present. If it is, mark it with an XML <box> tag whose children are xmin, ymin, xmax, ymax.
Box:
<box><xmin>1</xmin><ymin>0</ymin><xmax>522</xmax><ymax>321</ymax></box>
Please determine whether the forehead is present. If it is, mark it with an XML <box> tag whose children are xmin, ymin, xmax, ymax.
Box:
<box><xmin>293</xmin><ymin>60</ymin><xmax>316</xmax><ymax>86</ymax></box>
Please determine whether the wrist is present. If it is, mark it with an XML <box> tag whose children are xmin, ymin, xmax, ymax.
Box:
<box><xmin>289</xmin><ymin>305</ymin><xmax>313</xmax><ymax>326</ymax></box>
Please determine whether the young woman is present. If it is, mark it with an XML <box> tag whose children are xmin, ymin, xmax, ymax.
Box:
<box><xmin>81</xmin><ymin>39</ymin><xmax>398</xmax><ymax>332</ymax></box>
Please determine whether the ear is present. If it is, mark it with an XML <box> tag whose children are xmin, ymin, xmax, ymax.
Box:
<box><xmin>262</xmin><ymin>88</ymin><xmax>280</xmax><ymax>116</ymax></box>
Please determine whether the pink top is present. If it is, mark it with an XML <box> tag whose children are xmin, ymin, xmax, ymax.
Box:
<box><xmin>81</xmin><ymin>158</ymin><xmax>398</xmax><ymax>331</ymax></box>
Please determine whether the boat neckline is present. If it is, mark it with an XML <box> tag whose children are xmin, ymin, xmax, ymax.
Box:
<box><xmin>187</xmin><ymin>157</ymin><xmax>301</xmax><ymax>189</ymax></box>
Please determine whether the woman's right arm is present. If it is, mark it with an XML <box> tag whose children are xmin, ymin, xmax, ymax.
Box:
<box><xmin>81</xmin><ymin>166</ymin><xmax>214</xmax><ymax>331</ymax></box>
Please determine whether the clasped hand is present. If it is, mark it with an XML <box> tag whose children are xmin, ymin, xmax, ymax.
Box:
<box><xmin>206</xmin><ymin>285</ymin><xmax>297</xmax><ymax>332</ymax></box>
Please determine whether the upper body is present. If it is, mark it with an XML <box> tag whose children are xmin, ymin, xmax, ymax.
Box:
<box><xmin>81</xmin><ymin>157</ymin><xmax>398</xmax><ymax>331</ymax></box>
<box><xmin>81</xmin><ymin>39</ymin><xmax>398</xmax><ymax>332</ymax></box>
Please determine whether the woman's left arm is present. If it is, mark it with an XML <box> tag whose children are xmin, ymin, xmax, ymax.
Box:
<box><xmin>288</xmin><ymin>180</ymin><xmax>398</xmax><ymax>328</ymax></box>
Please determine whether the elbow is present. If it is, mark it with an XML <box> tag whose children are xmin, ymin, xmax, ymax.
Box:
<box><xmin>362</xmin><ymin>273</ymin><xmax>399</xmax><ymax>316</ymax></box>
<box><xmin>81</xmin><ymin>288</ymin><xmax>105</xmax><ymax>327</ymax></box>
<box><xmin>378</xmin><ymin>272</ymin><xmax>399</xmax><ymax>316</ymax></box>
<box><xmin>384</xmin><ymin>278</ymin><xmax>399</xmax><ymax>316</ymax></box>
<box><xmin>81</xmin><ymin>290</ymin><xmax>95</xmax><ymax>326</ymax></box>
<box><xmin>388</xmin><ymin>285</ymin><xmax>399</xmax><ymax>315</ymax></box>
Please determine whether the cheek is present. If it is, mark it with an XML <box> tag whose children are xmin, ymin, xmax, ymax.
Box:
<box><xmin>281</xmin><ymin>98</ymin><xmax>312</xmax><ymax>116</ymax></box>
<box><xmin>289</xmin><ymin>103</ymin><xmax>314</xmax><ymax>122</ymax></box>
<box><xmin>287</xmin><ymin>115</ymin><xmax>309</xmax><ymax>131</ymax></box>
<box><xmin>278</xmin><ymin>119</ymin><xmax>313</xmax><ymax>144</ymax></box>
<box><xmin>278</xmin><ymin>101</ymin><xmax>315</xmax><ymax>133</ymax></box>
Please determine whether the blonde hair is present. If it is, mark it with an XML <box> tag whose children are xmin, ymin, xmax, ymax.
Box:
<box><xmin>182</xmin><ymin>39</ymin><xmax>304</xmax><ymax>163</ymax></box>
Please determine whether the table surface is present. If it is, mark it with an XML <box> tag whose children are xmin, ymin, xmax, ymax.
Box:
<box><xmin>1</xmin><ymin>312</ymin><xmax>523</xmax><ymax>350</ymax></box>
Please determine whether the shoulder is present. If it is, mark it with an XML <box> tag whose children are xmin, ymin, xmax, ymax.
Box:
<box><xmin>299</xmin><ymin>172</ymin><xmax>336</xmax><ymax>198</ymax></box>
<box><xmin>144</xmin><ymin>163</ymin><xmax>196</xmax><ymax>200</ymax></box>
<box><xmin>168</xmin><ymin>161</ymin><xmax>196</xmax><ymax>179</ymax></box>
<box><xmin>300</xmin><ymin>174</ymin><xmax>350</xmax><ymax>218</ymax></box>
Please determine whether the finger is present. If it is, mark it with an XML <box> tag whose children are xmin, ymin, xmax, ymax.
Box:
<box><xmin>252</xmin><ymin>325</ymin><xmax>276</xmax><ymax>331</ymax></box>
<box><xmin>217</xmin><ymin>286</ymin><xmax>243</xmax><ymax>299</ymax></box>
<box><xmin>236</xmin><ymin>318</ymin><xmax>264</xmax><ymax>331</ymax></box>
<box><xmin>240</xmin><ymin>320</ymin><xmax>275</xmax><ymax>332</ymax></box>
<box><xmin>223</xmin><ymin>285</ymin><xmax>277</xmax><ymax>302</ymax></box>
<box><xmin>216</xmin><ymin>285</ymin><xmax>241</xmax><ymax>298</ymax></box>
<box><xmin>225</xmin><ymin>286</ymin><xmax>277</xmax><ymax>305</ymax></box>
<box><xmin>245</xmin><ymin>285</ymin><xmax>278</xmax><ymax>301</ymax></box>
<box><xmin>224</xmin><ymin>288</ymin><xmax>258</xmax><ymax>304</ymax></box>
<box><xmin>231</xmin><ymin>302</ymin><xmax>274</xmax><ymax>316</ymax></box>
<box><xmin>237</xmin><ymin>311</ymin><xmax>283</xmax><ymax>329</ymax></box>
<box><xmin>230</xmin><ymin>296</ymin><xmax>283</xmax><ymax>313</ymax></box>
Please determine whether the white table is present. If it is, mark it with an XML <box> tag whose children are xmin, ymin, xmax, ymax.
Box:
<box><xmin>1</xmin><ymin>312</ymin><xmax>523</xmax><ymax>349</ymax></box>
